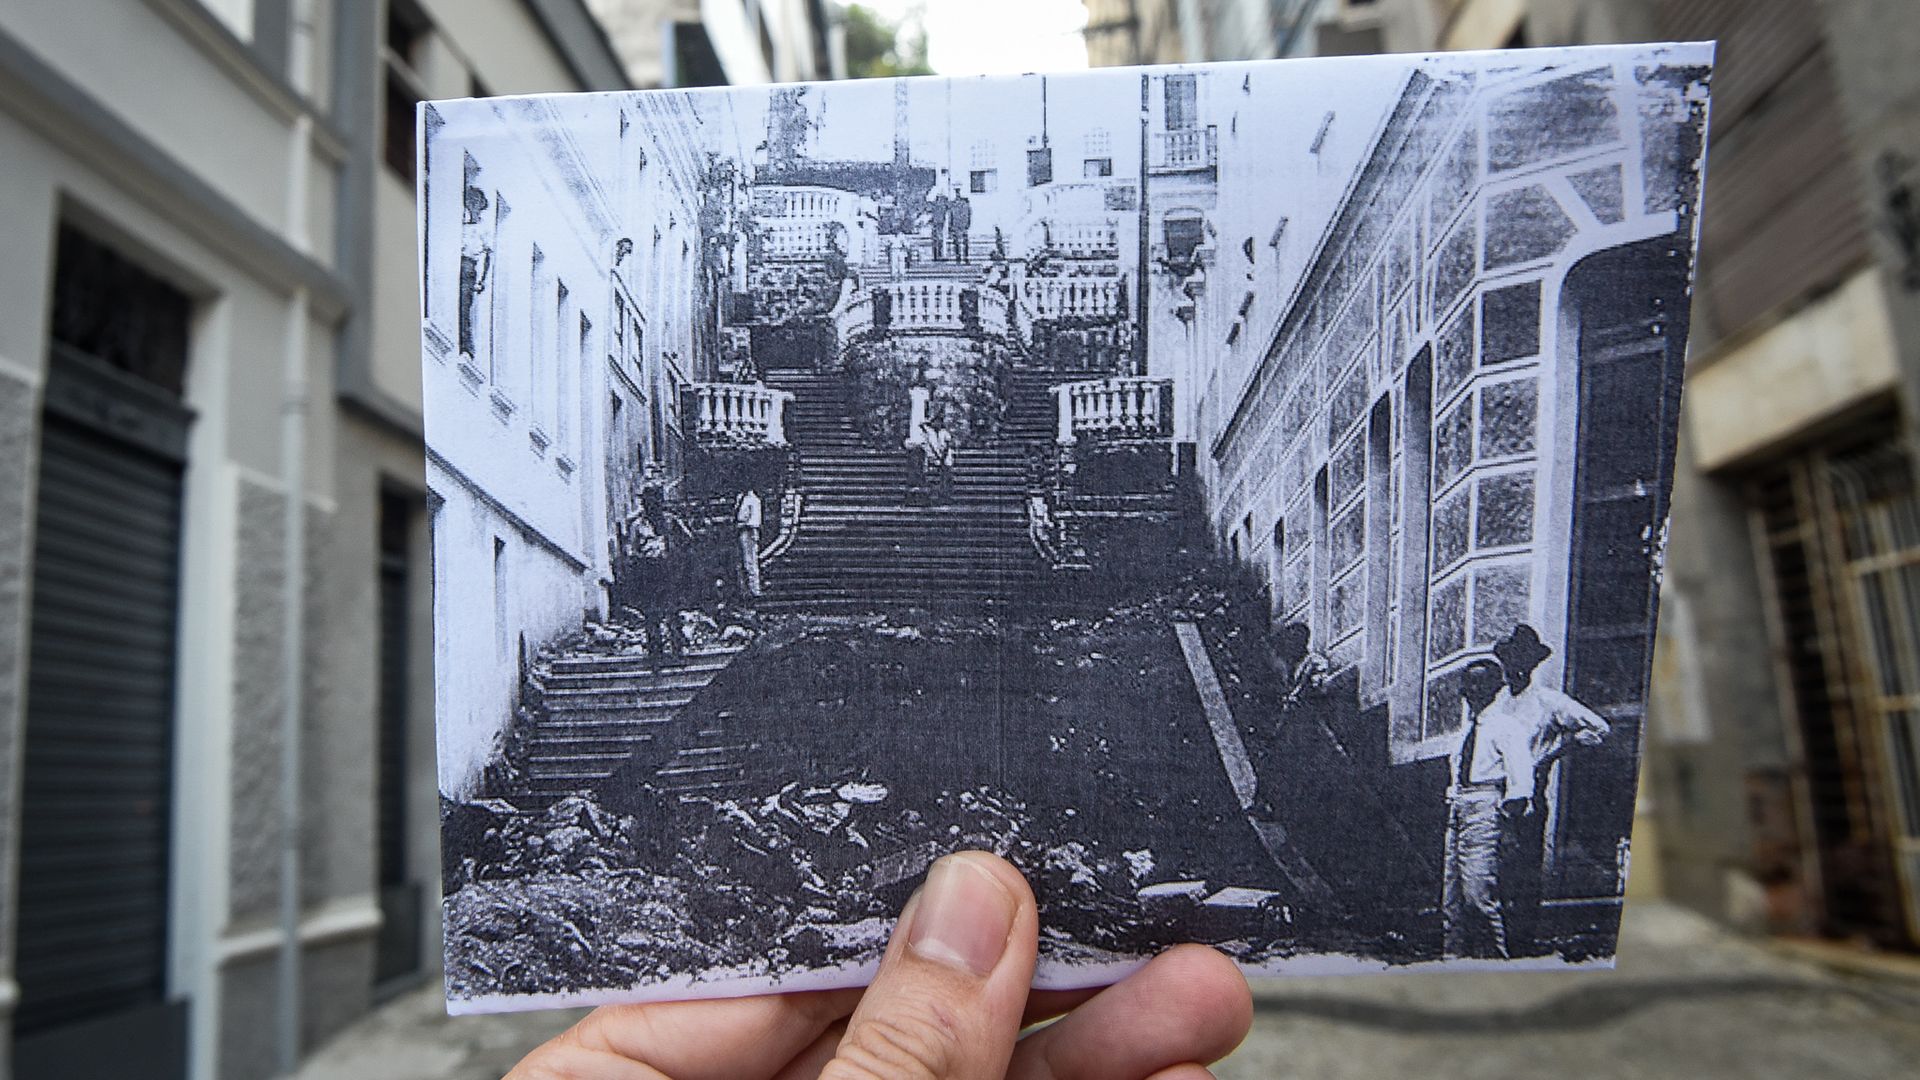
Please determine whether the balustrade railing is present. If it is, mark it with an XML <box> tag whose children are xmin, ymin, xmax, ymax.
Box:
<box><xmin>752</xmin><ymin>185</ymin><xmax>869</xmax><ymax>261</ymax></box>
<box><xmin>687</xmin><ymin>382</ymin><xmax>793</xmax><ymax>448</ymax></box>
<box><xmin>1153</xmin><ymin>126</ymin><xmax>1219</xmax><ymax>172</ymax></box>
<box><xmin>1021</xmin><ymin>277</ymin><xmax>1124</xmax><ymax>321</ymax></box>
<box><xmin>834</xmin><ymin>282</ymin><xmax>1012</xmax><ymax>340</ymax></box>
<box><xmin>1053</xmin><ymin>376</ymin><xmax>1174</xmax><ymax>443</ymax></box>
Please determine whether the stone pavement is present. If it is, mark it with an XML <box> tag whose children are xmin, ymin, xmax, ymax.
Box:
<box><xmin>298</xmin><ymin>903</ymin><xmax>1920</xmax><ymax>1080</ymax></box>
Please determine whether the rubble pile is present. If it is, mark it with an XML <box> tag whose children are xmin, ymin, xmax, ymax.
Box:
<box><xmin>442</xmin><ymin>776</ymin><xmax>1185</xmax><ymax>1001</ymax></box>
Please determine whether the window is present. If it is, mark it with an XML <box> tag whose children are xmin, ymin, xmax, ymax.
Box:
<box><xmin>1164</xmin><ymin>74</ymin><xmax>1197</xmax><ymax>131</ymax></box>
<box><xmin>1027</xmin><ymin>147</ymin><xmax>1053</xmax><ymax>187</ymax></box>
<box><xmin>383</xmin><ymin>0</ymin><xmax>432</xmax><ymax>182</ymax></box>
<box><xmin>970</xmin><ymin>170</ymin><xmax>997</xmax><ymax>194</ymax></box>
<box><xmin>1083</xmin><ymin>158</ymin><xmax>1113</xmax><ymax>178</ymax></box>
<box><xmin>1164</xmin><ymin>214</ymin><xmax>1205</xmax><ymax>266</ymax></box>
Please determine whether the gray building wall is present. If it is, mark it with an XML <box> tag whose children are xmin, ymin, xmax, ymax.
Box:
<box><xmin>0</xmin><ymin>1</ymin><xmax>631</xmax><ymax>1077</ymax></box>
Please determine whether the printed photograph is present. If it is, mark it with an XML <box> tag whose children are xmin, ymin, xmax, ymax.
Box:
<box><xmin>421</xmin><ymin>42</ymin><xmax>1713</xmax><ymax>1012</ymax></box>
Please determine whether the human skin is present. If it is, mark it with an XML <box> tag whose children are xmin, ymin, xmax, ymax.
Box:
<box><xmin>505</xmin><ymin>850</ymin><xmax>1253</xmax><ymax>1080</ymax></box>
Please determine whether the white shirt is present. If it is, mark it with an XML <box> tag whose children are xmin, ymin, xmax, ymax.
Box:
<box><xmin>1456</xmin><ymin>681</ymin><xmax>1610</xmax><ymax>801</ymax></box>
<box><xmin>735</xmin><ymin>489</ymin><xmax>762</xmax><ymax>529</ymax></box>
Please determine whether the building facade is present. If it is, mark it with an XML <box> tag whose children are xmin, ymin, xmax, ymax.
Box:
<box><xmin>1422</xmin><ymin>0</ymin><xmax>1920</xmax><ymax>954</ymax></box>
<box><xmin>1195</xmin><ymin>51</ymin><xmax>1706</xmax><ymax>908</ymax></box>
<box><xmin>588</xmin><ymin>0</ymin><xmax>843</xmax><ymax>88</ymax></box>
<box><xmin>1080</xmin><ymin>0</ymin><xmax>1445</xmax><ymax>67</ymax></box>
<box><xmin>1160</xmin><ymin>0</ymin><xmax>1920</xmax><ymax>951</ymax></box>
<box><xmin>0</xmin><ymin>2</ymin><xmax>629</xmax><ymax>1078</ymax></box>
<box><xmin>423</xmin><ymin>88</ymin><xmax>718</xmax><ymax>800</ymax></box>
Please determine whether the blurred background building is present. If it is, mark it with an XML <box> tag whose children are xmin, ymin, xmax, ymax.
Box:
<box><xmin>0</xmin><ymin>2</ymin><xmax>824</xmax><ymax>1079</ymax></box>
<box><xmin>1080</xmin><ymin>0</ymin><xmax>1920</xmax><ymax>955</ymax></box>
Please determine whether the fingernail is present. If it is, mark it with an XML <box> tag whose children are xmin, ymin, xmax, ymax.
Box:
<box><xmin>908</xmin><ymin>854</ymin><xmax>1016</xmax><ymax>977</ymax></box>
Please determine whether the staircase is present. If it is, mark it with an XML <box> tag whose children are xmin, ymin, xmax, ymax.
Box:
<box><xmin>758</xmin><ymin>367</ymin><xmax>1044</xmax><ymax>612</ymax></box>
<box><xmin>516</xmin><ymin>644</ymin><xmax>748</xmax><ymax>808</ymax></box>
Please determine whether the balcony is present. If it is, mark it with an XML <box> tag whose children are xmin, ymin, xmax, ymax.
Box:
<box><xmin>1053</xmin><ymin>377</ymin><xmax>1174</xmax><ymax>443</ymax></box>
<box><xmin>1019</xmin><ymin>277</ymin><xmax>1125</xmax><ymax>322</ymax></box>
<box><xmin>1152</xmin><ymin>126</ymin><xmax>1218</xmax><ymax>175</ymax></box>
<box><xmin>752</xmin><ymin>184</ymin><xmax>873</xmax><ymax>261</ymax></box>
<box><xmin>834</xmin><ymin>282</ymin><xmax>1011</xmax><ymax>345</ymax></box>
<box><xmin>686</xmin><ymin>382</ymin><xmax>793</xmax><ymax>449</ymax></box>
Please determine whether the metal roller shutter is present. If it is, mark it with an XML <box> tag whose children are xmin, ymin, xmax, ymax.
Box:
<box><xmin>14</xmin><ymin>352</ymin><xmax>190</xmax><ymax>1077</ymax></box>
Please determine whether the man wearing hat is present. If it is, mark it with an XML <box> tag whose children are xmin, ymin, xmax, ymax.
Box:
<box><xmin>1480</xmin><ymin>623</ymin><xmax>1611</xmax><ymax>956</ymax></box>
<box><xmin>1443</xmin><ymin>658</ymin><xmax>1529</xmax><ymax>958</ymax></box>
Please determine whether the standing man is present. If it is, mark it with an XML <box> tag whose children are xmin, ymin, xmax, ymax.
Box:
<box><xmin>734</xmin><ymin>484</ymin><xmax>764</xmax><ymax>600</ymax></box>
<box><xmin>949</xmin><ymin>188</ymin><xmax>973</xmax><ymax>265</ymax></box>
<box><xmin>1443</xmin><ymin>658</ymin><xmax>1530</xmax><ymax>959</ymax></box>
<box><xmin>920</xmin><ymin>412</ymin><xmax>955</xmax><ymax>505</ymax></box>
<box><xmin>1483</xmin><ymin>624</ymin><xmax>1611</xmax><ymax>956</ymax></box>
<box><xmin>459</xmin><ymin>183</ymin><xmax>493</xmax><ymax>358</ymax></box>
<box><xmin>927</xmin><ymin>188</ymin><xmax>951</xmax><ymax>262</ymax></box>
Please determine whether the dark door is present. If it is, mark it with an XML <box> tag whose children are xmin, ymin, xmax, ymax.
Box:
<box><xmin>375</xmin><ymin>491</ymin><xmax>423</xmax><ymax>987</ymax></box>
<box><xmin>14</xmin><ymin>226</ymin><xmax>193</xmax><ymax>1080</ymax></box>
<box><xmin>1554</xmin><ymin>238</ymin><xmax>1691</xmax><ymax>900</ymax></box>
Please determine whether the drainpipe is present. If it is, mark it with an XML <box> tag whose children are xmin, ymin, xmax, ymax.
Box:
<box><xmin>276</xmin><ymin>1</ymin><xmax>318</xmax><ymax>1073</ymax></box>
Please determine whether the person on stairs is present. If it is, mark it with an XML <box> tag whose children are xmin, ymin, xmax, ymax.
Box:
<box><xmin>949</xmin><ymin>188</ymin><xmax>973</xmax><ymax>264</ymax></box>
<box><xmin>734</xmin><ymin>484</ymin><xmax>764</xmax><ymax>600</ymax></box>
<box><xmin>631</xmin><ymin>470</ymin><xmax>688</xmax><ymax>666</ymax></box>
<box><xmin>927</xmin><ymin>188</ymin><xmax>951</xmax><ymax>262</ymax></box>
<box><xmin>921</xmin><ymin>411</ymin><xmax>956</xmax><ymax>505</ymax></box>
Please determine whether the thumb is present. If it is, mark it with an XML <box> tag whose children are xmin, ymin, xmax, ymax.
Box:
<box><xmin>825</xmin><ymin>851</ymin><xmax>1038</xmax><ymax>1080</ymax></box>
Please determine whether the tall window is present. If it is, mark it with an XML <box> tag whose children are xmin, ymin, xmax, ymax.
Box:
<box><xmin>383</xmin><ymin>0</ymin><xmax>432</xmax><ymax>182</ymax></box>
<box><xmin>1027</xmin><ymin>146</ymin><xmax>1053</xmax><ymax>187</ymax></box>
<box><xmin>1164</xmin><ymin>74</ymin><xmax>1197</xmax><ymax>131</ymax></box>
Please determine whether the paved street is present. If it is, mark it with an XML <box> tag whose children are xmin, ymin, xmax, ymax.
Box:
<box><xmin>300</xmin><ymin>902</ymin><xmax>1920</xmax><ymax>1080</ymax></box>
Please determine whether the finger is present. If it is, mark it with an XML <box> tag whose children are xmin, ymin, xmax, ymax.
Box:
<box><xmin>530</xmin><ymin>987</ymin><xmax>860</xmax><ymax>1080</ymax></box>
<box><xmin>1007</xmin><ymin>945</ymin><xmax>1251</xmax><ymax>1080</ymax></box>
<box><xmin>1023</xmin><ymin>988</ymin><xmax>1101</xmax><ymax>1027</ymax></box>
<box><xmin>1137</xmin><ymin>1065</ymin><xmax>1220</xmax><ymax>1080</ymax></box>
<box><xmin>769</xmin><ymin>1019</ymin><xmax>848</xmax><ymax>1080</ymax></box>
<box><xmin>824</xmin><ymin>851</ymin><xmax>1039</xmax><ymax>1080</ymax></box>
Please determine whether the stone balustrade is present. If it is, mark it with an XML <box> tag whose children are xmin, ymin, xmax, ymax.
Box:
<box><xmin>753</xmin><ymin>185</ymin><xmax>869</xmax><ymax>261</ymax></box>
<box><xmin>1154</xmin><ymin>126</ymin><xmax>1219</xmax><ymax>172</ymax></box>
<box><xmin>1053</xmin><ymin>376</ymin><xmax>1174</xmax><ymax>443</ymax></box>
<box><xmin>1052</xmin><ymin>220</ymin><xmax>1122</xmax><ymax>258</ymax></box>
<box><xmin>1021</xmin><ymin>277</ymin><xmax>1125</xmax><ymax>321</ymax></box>
<box><xmin>687</xmin><ymin>382</ymin><xmax>793</xmax><ymax>448</ymax></box>
<box><xmin>835</xmin><ymin>282</ymin><xmax>1012</xmax><ymax>337</ymax></box>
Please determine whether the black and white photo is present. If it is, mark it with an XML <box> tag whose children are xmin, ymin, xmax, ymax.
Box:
<box><xmin>421</xmin><ymin>43</ymin><xmax>1714</xmax><ymax>1012</ymax></box>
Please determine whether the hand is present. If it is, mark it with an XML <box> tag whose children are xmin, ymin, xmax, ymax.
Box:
<box><xmin>505</xmin><ymin>851</ymin><xmax>1252</xmax><ymax>1079</ymax></box>
<box><xmin>1503</xmin><ymin>797</ymin><xmax>1534</xmax><ymax>819</ymax></box>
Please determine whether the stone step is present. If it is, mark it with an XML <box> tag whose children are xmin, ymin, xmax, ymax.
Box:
<box><xmin>545</xmin><ymin>646</ymin><xmax>740</xmax><ymax>675</ymax></box>
<box><xmin>541</xmin><ymin>691</ymin><xmax>702</xmax><ymax>713</ymax></box>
